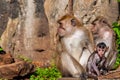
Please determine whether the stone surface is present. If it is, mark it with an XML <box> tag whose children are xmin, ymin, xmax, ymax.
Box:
<box><xmin>58</xmin><ymin>78</ymin><xmax>81</xmax><ymax>80</ymax></box>
<box><xmin>0</xmin><ymin>60</ymin><xmax>34</xmax><ymax>79</ymax></box>
<box><xmin>0</xmin><ymin>0</ymin><xmax>8</xmax><ymax>37</ymax></box>
<box><xmin>0</xmin><ymin>0</ymin><xmax>52</xmax><ymax>65</ymax></box>
<box><xmin>0</xmin><ymin>51</ymin><xmax>34</xmax><ymax>79</ymax></box>
<box><xmin>0</xmin><ymin>53</ymin><xmax>14</xmax><ymax>65</ymax></box>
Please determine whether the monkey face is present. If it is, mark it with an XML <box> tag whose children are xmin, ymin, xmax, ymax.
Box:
<box><xmin>57</xmin><ymin>18</ymin><xmax>75</xmax><ymax>37</ymax></box>
<box><xmin>97</xmin><ymin>47</ymin><xmax>106</xmax><ymax>57</ymax></box>
<box><xmin>57</xmin><ymin>22</ymin><xmax>65</xmax><ymax>36</ymax></box>
<box><xmin>91</xmin><ymin>21</ymin><xmax>100</xmax><ymax>34</ymax></box>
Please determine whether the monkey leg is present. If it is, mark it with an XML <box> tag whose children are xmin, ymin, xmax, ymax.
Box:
<box><xmin>61</xmin><ymin>52</ymin><xmax>85</xmax><ymax>78</ymax></box>
<box><xmin>79</xmin><ymin>49</ymin><xmax>91</xmax><ymax>70</ymax></box>
<box><xmin>105</xmin><ymin>51</ymin><xmax>118</xmax><ymax>70</ymax></box>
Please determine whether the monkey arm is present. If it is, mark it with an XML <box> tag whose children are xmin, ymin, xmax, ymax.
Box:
<box><xmin>80</xmin><ymin>30</ymin><xmax>94</xmax><ymax>54</ymax></box>
<box><xmin>57</xmin><ymin>42</ymin><xmax>62</xmax><ymax>54</ymax></box>
<box><xmin>105</xmin><ymin>51</ymin><xmax>118</xmax><ymax>69</ymax></box>
<box><xmin>99</xmin><ymin>56</ymin><xmax>106</xmax><ymax>67</ymax></box>
<box><xmin>87</xmin><ymin>43</ymin><xmax>94</xmax><ymax>54</ymax></box>
<box><xmin>109</xmin><ymin>51</ymin><xmax>118</xmax><ymax>68</ymax></box>
<box><xmin>61</xmin><ymin>52</ymin><xmax>85</xmax><ymax>78</ymax></box>
<box><xmin>88</xmin><ymin>29</ymin><xmax>95</xmax><ymax>49</ymax></box>
<box><xmin>92</xmin><ymin>63</ymin><xmax>100</xmax><ymax>76</ymax></box>
<box><xmin>92</xmin><ymin>55</ymin><xmax>100</xmax><ymax>76</ymax></box>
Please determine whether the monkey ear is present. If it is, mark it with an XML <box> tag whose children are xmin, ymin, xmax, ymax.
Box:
<box><xmin>106</xmin><ymin>47</ymin><xmax>109</xmax><ymax>51</ymax></box>
<box><xmin>102</xmin><ymin>19</ymin><xmax>107</xmax><ymax>24</ymax></box>
<box><xmin>94</xmin><ymin>46</ymin><xmax>97</xmax><ymax>51</ymax></box>
<box><xmin>71</xmin><ymin>19</ymin><xmax>76</xmax><ymax>26</ymax></box>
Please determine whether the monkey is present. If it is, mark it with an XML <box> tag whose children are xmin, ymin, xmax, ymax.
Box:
<box><xmin>56</xmin><ymin>14</ymin><xmax>94</xmax><ymax>79</ymax></box>
<box><xmin>87</xmin><ymin>42</ymin><xmax>108</xmax><ymax>79</ymax></box>
<box><xmin>88</xmin><ymin>16</ymin><xmax>117</xmax><ymax>70</ymax></box>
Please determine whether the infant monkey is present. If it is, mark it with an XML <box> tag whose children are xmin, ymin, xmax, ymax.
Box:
<box><xmin>87</xmin><ymin>42</ymin><xmax>108</xmax><ymax>78</ymax></box>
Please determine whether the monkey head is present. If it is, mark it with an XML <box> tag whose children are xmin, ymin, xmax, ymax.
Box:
<box><xmin>96</xmin><ymin>42</ymin><xmax>108</xmax><ymax>57</ymax></box>
<box><xmin>57</xmin><ymin>14</ymin><xmax>82</xmax><ymax>37</ymax></box>
<box><xmin>90</xmin><ymin>16</ymin><xmax>110</xmax><ymax>34</ymax></box>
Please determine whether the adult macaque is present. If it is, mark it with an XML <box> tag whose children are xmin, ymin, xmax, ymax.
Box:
<box><xmin>89</xmin><ymin>16</ymin><xmax>117</xmax><ymax>70</ymax></box>
<box><xmin>87</xmin><ymin>42</ymin><xmax>108</xmax><ymax>79</ymax></box>
<box><xmin>56</xmin><ymin>14</ymin><xmax>94</xmax><ymax>78</ymax></box>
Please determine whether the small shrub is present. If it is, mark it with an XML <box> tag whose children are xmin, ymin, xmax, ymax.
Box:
<box><xmin>17</xmin><ymin>55</ymin><xmax>32</xmax><ymax>62</ymax></box>
<box><xmin>117</xmin><ymin>0</ymin><xmax>120</xmax><ymax>2</ymax></box>
<box><xmin>29</xmin><ymin>66</ymin><xmax>62</xmax><ymax>80</ymax></box>
<box><xmin>0</xmin><ymin>47</ymin><xmax>3</xmax><ymax>51</ymax></box>
<box><xmin>112</xmin><ymin>22</ymin><xmax>120</xmax><ymax>68</ymax></box>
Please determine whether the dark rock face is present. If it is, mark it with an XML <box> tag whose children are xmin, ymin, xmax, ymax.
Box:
<box><xmin>0</xmin><ymin>61</ymin><xmax>34</xmax><ymax>79</ymax></box>
<box><xmin>0</xmin><ymin>51</ymin><xmax>34</xmax><ymax>79</ymax></box>
<box><xmin>0</xmin><ymin>0</ymin><xmax>9</xmax><ymax>37</ymax></box>
<box><xmin>8</xmin><ymin>0</ymin><xmax>20</xmax><ymax>19</ymax></box>
<box><xmin>0</xmin><ymin>0</ymin><xmax>51</xmax><ymax>65</ymax></box>
<box><xmin>0</xmin><ymin>53</ymin><xmax>14</xmax><ymax>65</ymax></box>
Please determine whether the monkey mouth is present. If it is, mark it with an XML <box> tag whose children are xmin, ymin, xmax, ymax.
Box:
<box><xmin>57</xmin><ymin>27</ymin><xmax>66</xmax><ymax>36</ymax></box>
<box><xmin>58</xmin><ymin>27</ymin><xmax>66</xmax><ymax>33</ymax></box>
<box><xmin>59</xmin><ymin>26</ymin><xmax>65</xmax><ymax>30</ymax></box>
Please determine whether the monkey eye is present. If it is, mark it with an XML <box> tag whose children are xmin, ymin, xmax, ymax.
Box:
<box><xmin>58</xmin><ymin>22</ymin><xmax>63</xmax><ymax>27</ymax></box>
<box><xmin>92</xmin><ymin>22</ymin><xmax>96</xmax><ymax>25</ymax></box>
<box><xmin>71</xmin><ymin>19</ymin><xmax>76</xmax><ymax>26</ymax></box>
<box><xmin>58</xmin><ymin>21</ymin><xmax>61</xmax><ymax>24</ymax></box>
<box><xmin>102</xmin><ymin>20</ymin><xmax>107</xmax><ymax>24</ymax></box>
<box><xmin>99</xmin><ymin>46</ymin><xmax>105</xmax><ymax>49</ymax></box>
<box><xmin>57</xmin><ymin>20</ymin><xmax>62</xmax><ymax>24</ymax></box>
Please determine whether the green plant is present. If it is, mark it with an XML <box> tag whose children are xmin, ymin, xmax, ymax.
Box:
<box><xmin>17</xmin><ymin>55</ymin><xmax>32</xmax><ymax>62</ymax></box>
<box><xmin>112</xmin><ymin>22</ymin><xmax>120</xmax><ymax>69</ymax></box>
<box><xmin>29</xmin><ymin>65</ymin><xmax>62</xmax><ymax>80</ymax></box>
<box><xmin>117</xmin><ymin>0</ymin><xmax>120</xmax><ymax>2</ymax></box>
<box><xmin>0</xmin><ymin>47</ymin><xmax>3</xmax><ymax>51</ymax></box>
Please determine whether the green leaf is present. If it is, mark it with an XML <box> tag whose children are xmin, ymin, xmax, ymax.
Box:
<box><xmin>117</xmin><ymin>0</ymin><xmax>120</xmax><ymax>2</ymax></box>
<box><xmin>29</xmin><ymin>66</ymin><xmax>62</xmax><ymax>80</ymax></box>
<box><xmin>0</xmin><ymin>48</ymin><xmax>3</xmax><ymax>51</ymax></box>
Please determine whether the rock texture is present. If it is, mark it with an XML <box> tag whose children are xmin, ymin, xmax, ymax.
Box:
<box><xmin>0</xmin><ymin>0</ymin><xmax>9</xmax><ymax>37</ymax></box>
<box><xmin>0</xmin><ymin>51</ymin><xmax>34</xmax><ymax>79</ymax></box>
<box><xmin>0</xmin><ymin>53</ymin><xmax>14</xmax><ymax>65</ymax></box>
<box><xmin>58</xmin><ymin>78</ymin><xmax>81</xmax><ymax>80</ymax></box>
<box><xmin>0</xmin><ymin>0</ymin><xmax>119</xmax><ymax>67</ymax></box>
<box><xmin>0</xmin><ymin>61</ymin><xmax>34</xmax><ymax>79</ymax></box>
<box><xmin>0</xmin><ymin>0</ymin><xmax>52</xmax><ymax>65</ymax></box>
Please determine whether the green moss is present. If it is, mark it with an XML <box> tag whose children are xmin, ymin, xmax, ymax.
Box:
<box><xmin>17</xmin><ymin>55</ymin><xmax>32</xmax><ymax>62</ymax></box>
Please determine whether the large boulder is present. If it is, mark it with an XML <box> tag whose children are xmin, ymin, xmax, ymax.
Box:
<box><xmin>0</xmin><ymin>61</ymin><xmax>34</xmax><ymax>79</ymax></box>
<box><xmin>0</xmin><ymin>0</ymin><xmax>52</xmax><ymax>66</ymax></box>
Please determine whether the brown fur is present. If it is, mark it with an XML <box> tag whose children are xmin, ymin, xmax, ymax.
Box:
<box><xmin>56</xmin><ymin>14</ymin><xmax>94</xmax><ymax>78</ymax></box>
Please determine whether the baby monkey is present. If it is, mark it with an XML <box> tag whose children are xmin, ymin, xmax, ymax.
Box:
<box><xmin>87</xmin><ymin>42</ymin><xmax>108</xmax><ymax>78</ymax></box>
